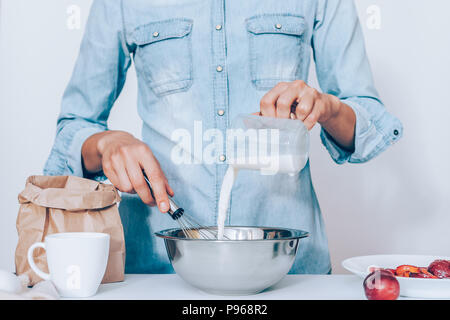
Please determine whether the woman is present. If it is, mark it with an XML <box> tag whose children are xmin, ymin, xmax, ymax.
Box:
<box><xmin>44</xmin><ymin>0</ymin><xmax>402</xmax><ymax>274</ymax></box>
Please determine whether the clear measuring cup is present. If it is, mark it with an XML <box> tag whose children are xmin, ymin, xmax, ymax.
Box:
<box><xmin>227</xmin><ymin>114</ymin><xmax>310</xmax><ymax>175</ymax></box>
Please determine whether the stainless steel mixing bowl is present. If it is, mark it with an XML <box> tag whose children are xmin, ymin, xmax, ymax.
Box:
<box><xmin>155</xmin><ymin>226</ymin><xmax>309</xmax><ymax>295</ymax></box>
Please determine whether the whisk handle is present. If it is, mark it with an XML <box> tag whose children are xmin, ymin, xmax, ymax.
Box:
<box><xmin>142</xmin><ymin>171</ymin><xmax>183</xmax><ymax>220</ymax></box>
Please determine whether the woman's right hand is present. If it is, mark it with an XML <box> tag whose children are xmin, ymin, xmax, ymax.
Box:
<box><xmin>82</xmin><ymin>130</ymin><xmax>174</xmax><ymax>213</ymax></box>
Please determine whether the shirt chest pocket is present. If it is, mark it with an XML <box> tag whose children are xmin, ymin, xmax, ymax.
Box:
<box><xmin>132</xmin><ymin>18</ymin><xmax>193</xmax><ymax>96</ymax></box>
<box><xmin>246</xmin><ymin>14</ymin><xmax>306</xmax><ymax>90</ymax></box>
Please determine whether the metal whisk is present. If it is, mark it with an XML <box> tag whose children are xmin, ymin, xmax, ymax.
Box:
<box><xmin>143</xmin><ymin>173</ymin><xmax>228</xmax><ymax>240</ymax></box>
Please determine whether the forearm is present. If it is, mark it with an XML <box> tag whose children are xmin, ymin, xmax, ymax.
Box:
<box><xmin>319</xmin><ymin>95</ymin><xmax>356</xmax><ymax>152</ymax></box>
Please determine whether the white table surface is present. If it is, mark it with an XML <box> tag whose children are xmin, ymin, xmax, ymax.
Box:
<box><xmin>86</xmin><ymin>274</ymin><xmax>371</xmax><ymax>300</ymax></box>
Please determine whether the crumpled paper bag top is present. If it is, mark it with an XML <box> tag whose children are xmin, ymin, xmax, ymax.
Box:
<box><xmin>18</xmin><ymin>175</ymin><xmax>121</xmax><ymax>211</ymax></box>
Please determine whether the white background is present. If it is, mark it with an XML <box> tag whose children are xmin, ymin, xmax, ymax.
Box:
<box><xmin>1</xmin><ymin>0</ymin><xmax>449</xmax><ymax>274</ymax></box>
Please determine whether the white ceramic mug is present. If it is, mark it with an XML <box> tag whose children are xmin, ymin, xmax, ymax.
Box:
<box><xmin>27</xmin><ymin>232</ymin><xmax>110</xmax><ymax>298</ymax></box>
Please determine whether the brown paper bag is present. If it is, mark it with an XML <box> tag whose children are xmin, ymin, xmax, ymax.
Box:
<box><xmin>15</xmin><ymin>175</ymin><xmax>125</xmax><ymax>285</ymax></box>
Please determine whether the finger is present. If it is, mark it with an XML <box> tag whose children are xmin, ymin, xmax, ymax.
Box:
<box><xmin>102</xmin><ymin>159</ymin><xmax>120</xmax><ymax>187</ymax></box>
<box><xmin>124</xmin><ymin>157</ymin><xmax>155</xmax><ymax>206</ymax></box>
<box><xmin>295</xmin><ymin>91</ymin><xmax>315</xmax><ymax>122</ymax></box>
<box><xmin>275</xmin><ymin>85</ymin><xmax>301</xmax><ymax>119</ymax></box>
<box><xmin>303</xmin><ymin>106</ymin><xmax>321</xmax><ymax>130</ymax></box>
<box><xmin>260</xmin><ymin>82</ymin><xmax>289</xmax><ymax>117</ymax></box>
<box><xmin>165</xmin><ymin>180</ymin><xmax>175</xmax><ymax>197</ymax></box>
<box><xmin>140</xmin><ymin>156</ymin><xmax>170</xmax><ymax>213</ymax></box>
<box><xmin>147</xmin><ymin>173</ymin><xmax>169</xmax><ymax>213</ymax></box>
<box><xmin>110</xmin><ymin>155</ymin><xmax>134</xmax><ymax>193</ymax></box>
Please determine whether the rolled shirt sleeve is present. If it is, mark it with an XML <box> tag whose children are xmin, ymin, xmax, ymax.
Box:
<box><xmin>313</xmin><ymin>0</ymin><xmax>403</xmax><ymax>164</ymax></box>
<box><xmin>43</xmin><ymin>0</ymin><xmax>132</xmax><ymax>178</ymax></box>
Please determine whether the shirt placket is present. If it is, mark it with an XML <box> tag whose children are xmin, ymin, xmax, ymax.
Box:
<box><xmin>211</xmin><ymin>0</ymin><xmax>230</xmax><ymax>223</ymax></box>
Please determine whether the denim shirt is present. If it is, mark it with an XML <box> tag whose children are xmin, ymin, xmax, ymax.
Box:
<box><xmin>44</xmin><ymin>0</ymin><xmax>403</xmax><ymax>274</ymax></box>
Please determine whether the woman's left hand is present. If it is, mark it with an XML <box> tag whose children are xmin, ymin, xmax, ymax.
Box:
<box><xmin>259</xmin><ymin>80</ymin><xmax>342</xmax><ymax>130</ymax></box>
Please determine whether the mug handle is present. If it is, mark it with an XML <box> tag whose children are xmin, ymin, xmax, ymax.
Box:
<box><xmin>27</xmin><ymin>242</ymin><xmax>51</xmax><ymax>280</ymax></box>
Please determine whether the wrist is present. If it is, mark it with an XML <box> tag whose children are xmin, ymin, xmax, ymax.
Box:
<box><xmin>82</xmin><ymin>131</ymin><xmax>107</xmax><ymax>174</ymax></box>
<box><xmin>319</xmin><ymin>94</ymin><xmax>342</xmax><ymax>126</ymax></box>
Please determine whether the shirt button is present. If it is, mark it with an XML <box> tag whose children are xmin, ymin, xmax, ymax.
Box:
<box><xmin>216</xmin><ymin>65</ymin><xmax>223</xmax><ymax>72</ymax></box>
<box><xmin>217</xmin><ymin>109</ymin><xmax>225</xmax><ymax>116</ymax></box>
<box><xmin>152</xmin><ymin>31</ymin><xmax>159</xmax><ymax>37</ymax></box>
<box><xmin>215</xmin><ymin>24</ymin><xmax>222</xmax><ymax>30</ymax></box>
<box><xmin>393</xmin><ymin>129</ymin><xmax>399</xmax><ymax>136</ymax></box>
<box><xmin>219</xmin><ymin>154</ymin><xmax>226</xmax><ymax>162</ymax></box>
<box><xmin>275</xmin><ymin>23</ymin><xmax>282</xmax><ymax>29</ymax></box>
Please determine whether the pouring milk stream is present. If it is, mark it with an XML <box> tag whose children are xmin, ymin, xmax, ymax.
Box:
<box><xmin>216</xmin><ymin>115</ymin><xmax>310</xmax><ymax>240</ymax></box>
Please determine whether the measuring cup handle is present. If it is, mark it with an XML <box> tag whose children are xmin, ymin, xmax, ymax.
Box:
<box><xmin>27</xmin><ymin>242</ymin><xmax>51</xmax><ymax>280</ymax></box>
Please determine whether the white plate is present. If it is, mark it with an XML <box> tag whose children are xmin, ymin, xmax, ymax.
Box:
<box><xmin>342</xmin><ymin>255</ymin><xmax>450</xmax><ymax>299</ymax></box>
